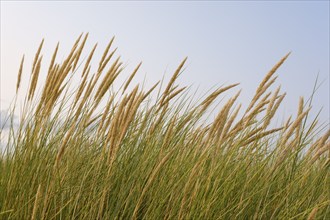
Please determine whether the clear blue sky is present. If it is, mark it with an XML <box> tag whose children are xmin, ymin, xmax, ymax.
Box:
<box><xmin>1</xmin><ymin>1</ymin><xmax>329</xmax><ymax>124</ymax></box>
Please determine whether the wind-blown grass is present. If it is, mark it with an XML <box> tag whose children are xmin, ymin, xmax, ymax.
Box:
<box><xmin>0</xmin><ymin>33</ymin><xmax>329</xmax><ymax>219</ymax></box>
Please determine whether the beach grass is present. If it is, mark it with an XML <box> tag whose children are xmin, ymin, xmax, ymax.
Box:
<box><xmin>0</xmin><ymin>34</ymin><xmax>329</xmax><ymax>219</ymax></box>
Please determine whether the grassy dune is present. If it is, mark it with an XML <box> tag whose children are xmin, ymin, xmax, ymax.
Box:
<box><xmin>0</xmin><ymin>34</ymin><xmax>329</xmax><ymax>219</ymax></box>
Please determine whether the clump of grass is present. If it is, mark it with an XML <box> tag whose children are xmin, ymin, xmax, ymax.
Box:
<box><xmin>0</xmin><ymin>34</ymin><xmax>329</xmax><ymax>219</ymax></box>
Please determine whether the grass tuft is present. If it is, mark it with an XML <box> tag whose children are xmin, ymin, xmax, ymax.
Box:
<box><xmin>0</xmin><ymin>34</ymin><xmax>329</xmax><ymax>219</ymax></box>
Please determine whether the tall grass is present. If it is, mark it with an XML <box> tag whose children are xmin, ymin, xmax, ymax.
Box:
<box><xmin>0</xmin><ymin>34</ymin><xmax>329</xmax><ymax>219</ymax></box>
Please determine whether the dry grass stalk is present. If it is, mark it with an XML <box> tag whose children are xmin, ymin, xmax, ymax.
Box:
<box><xmin>98</xmin><ymin>37</ymin><xmax>115</xmax><ymax>70</ymax></box>
<box><xmin>72</xmin><ymin>33</ymin><xmax>83</xmax><ymax>50</ymax></box>
<box><xmin>97</xmin><ymin>95</ymin><xmax>115</xmax><ymax>134</ymax></box>
<box><xmin>28</xmin><ymin>56</ymin><xmax>43</xmax><ymax>101</ymax></box>
<box><xmin>56</xmin><ymin>40</ymin><xmax>79</xmax><ymax>77</ymax></box>
<box><xmin>40</xmin><ymin>188</ymin><xmax>50</xmax><ymax>220</ymax></box>
<box><xmin>59</xmin><ymin>59</ymin><xmax>74</xmax><ymax>83</ymax></box>
<box><xmin>258</xmin><ymin>52</ymin><xmax>290</xmax><ymax>93</ymax></box>
<box><xmin>98</xmin><ymin>48</ymin><xmax>118</xmax><ymax>73</ymax></box>
<box><xmin>234</xmin><ymin>96</ymin><xmax>270</xmax><ymax>132</ymax></box>
<box><xmin>72</xmin><ymin>33</ymin><xmax>89</xmax><ymax>71</ymax></box>
<box><xmin>37</xmin><ymin>48</ymin><xmax>60</xmax><ymax>111</ymax></box>
<box><xmin>117</xmin><ymin>89</ymin><xmax>144</xmax><ymax>142</ymax></box>
<box><xmin>294</xmin><ymin>97</ymin><xmax>304</xmax><ymax>141</ymax></box>
<box><xmin>310</xmin><ymin>142</ymin><xmax>330</xmax><ymax>164</ymax></box>
<box><xmin>82</xmin><ymin>43</ymin><xmax>97</xmax><ymax>77</ymax></box>
<box><xmin>79</xmin><ymin>74</ymin><xmax>96</xmax><ymax>107</ymax></box>
<box><xmin>55</xmin><ymin>124</ymin><xmax>76</xmax><ymax>168</ymax></box>
<box><xmin>241</xmin><ymin>127</ymin><xmax>283</xmax><ymax>146</ymax></box>
<box><xmin>72</xmin><ymin>67</ymin><xmax>90</xmax><ymax>109</ymax></box>
<box><xmin>161</xmin><ymin>116</ymin><xmax>177</xmax><ymax>151</ymax></box>
<box><xmin>262</xmin><ymin>75</ymin><xmax>278</xmax><ymax>92</ymax></box>
<box><xmin>94</xmin><ymin>55</ymin><xmax>120</xmax><ymax>96</ymax></box>
<box><xmin>221</xmin><ymin>104</ymin><xmax>242</xmax><ymax>140</ymax></box>
<box><xmin>32</xmin><ymin>39</ymin><xmax>44</xmax><ymax>73</ymax></box>
<box><xmin>141</xmin><ymin>81</ymin><xmax>160</xmax><ymax>101</ymax></box>
<box><xmin>315</xmin><ymin>130</ymin><xmax>330</xmax><ymax>151</ymax></box>
<box><xmin>101</xmin><ymin>102</ymin><xmax>119</xmax><ymax>137</ymax></box>
<box><xmin>51</xmin><ymin>64</ymin><xmax>72</xmax><ymax>97</ymax></box>
<box><xmin>160</xmin><ymin>87</ymin><xmax>187</xmax><ymax>108</ymax></box>
<box><xmin>263</xmin><ymin>86</ymin><xmax>282</xmax><ymax>129</ymax></box>
<box><xmin>243</xmin><ymin>127</ymin><xmax>264</xmax><ymax>142</ymax></box>
<box><xmin>159</xmin><ymin>57</ymin><xmax>187</xmax><ymax>105</ymax></box>
<box><xmin>210</xmin><ymin>90</ymin><xmax>241</xmax><ymax>140</ymax></box>
<box><xmin>149</xmin><ymin>105</ymin><xmax>168</xmax><ymax>135</ymax></box>
<box><xmin>167</xmin><ymin>85</ymin><xmax>179</xmax><ymax>96</ymax></box>
<box><xmin>117</xmin><ymin>85</ymin><xmax>139</xmax><ymax>126</ymax></box>
<box><xmin>43</xmin><ymin>64</ymin><xmax>60</xmax><ymax>100</ymax></box>
<box><xmin>102</xmin><ymin>99</ymin><xmax>122</xmax><ymax>135</ymax></box>
<box><xmin>84</xmin><ymin>115</ymin><xmax>102</xmax><ymax>129</ymax></box>
<box><xmin>97</xmin><ymin>189</ymin><xmax>107</xmax><ymax>219</ymax></box>
<box><xmin>306</xmin><ymin>135</ymin><xmax>325</xmax><ymax>157</ymax></box>
<box><xmin>117</xmin><ymin>98</ymin><xmax>142</xmax><ymax>146</ymax></box>
<box><xmin>53</xmin><ymin>35</ymin><xmax>84</xmax><ymax>85</ymax></box>
<box><xmin>16</xmin><ymin>55</ymin><xmax>25</xmax><ymax>93</ymax></box>
<box><xmin>94</xmin><ymin>57</ymin><xmax>122</xmax><ymax>103</ymax></box>
<box><xmin>264</xmin><ymin>93</ymin><xmax>286</xmax><ymax>130</ymax></box>
<box><xmin>31</xmin><ymin>184</ymin><xmax>42</xmax><ymax>220</ymax></box>
<box><xmin>284</xmin><ymin>115</ymin><xmax>292</xmax><ymax>130</ymax></box>
<box><xmin>271</xmin><ymin>92</ymin><xmax>286</xmax><ymax>117</ymax></box>
<box><xmin>71</xmin><ymin>73</ymin><xmax>97</xmax><ymax>123</ymax></box>
<box><xmin>47</xmin><ymin>43</ymin><xmax>59</xmax><ymax>74</ymax></box>
<box><xmin>246</xmin><ymin>52</ymin><xmax>290</xmax><ymax>112</ymax></box>
<box><xmin>280</xmin><ymin>107</ymin><xmax>311</xmax><ymax>146</ymax></box>
<box><xmin>106</xmin><ymin>95</ymin><xmax>130</xmax><ymax>161</ymax></box>
<box><xmin>245</xmin><ymin>92</ymin><xmax>271</xmax><ymax>123</ymax></box>
<box><xmin>93</xmin><ymin>68</ymin><xmax>122</xmax><ymax>116</ymax></box>
<box><xmin>266</xmin><ymin>86</ymin><xmax>281</xmax><ymax>114</ymax></box>
<box><xmin>247</xmin><ymin>76</ymin><xmax>277</xmax><ymax>113</ymax></box>
<box><xmin>41</xmin><ymin>68</ymin><xmax>67</xmax><ymax>117</ymax></box>
<box><xmin>122</xmin><ymin>62</ymin><xmax>142</xmax><ymax>94</ymax></box>
<box><xmin>275</xmin><ymin>109</ymin><xmax>311</xmax><ymax>166</ymax></box>
<box><xmin>200</xmin><ymin>83</ymin><xmax>239</xmax><ymax>113</ymax></box>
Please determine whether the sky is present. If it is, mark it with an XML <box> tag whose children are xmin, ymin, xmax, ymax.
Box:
<box><xmin>1</xmin><ymin>1</ymin><xmax>329</xmax><ymax>127</ymax></box>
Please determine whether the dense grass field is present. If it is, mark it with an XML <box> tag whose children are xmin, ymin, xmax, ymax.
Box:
<box><xmin>0</xmin><ymin>34</ymin><xmax>329</xmax><ymax>219</ymax></box>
